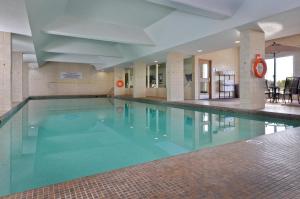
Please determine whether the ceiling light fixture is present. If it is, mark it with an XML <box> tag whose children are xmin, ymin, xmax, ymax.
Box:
<box><xmin>197</xmin><ymin>49</ymin><xmax>203</xmax><ymax>53</ymax></box>
<box><xmin>235</xmin><ymin>40</ymin><xmax>240</xmax><ymax>44</ymax></box>
<box><xmin>154</xmin><ymin>61</ymin><xmax>158</xmax><ymax>63</ymax></box>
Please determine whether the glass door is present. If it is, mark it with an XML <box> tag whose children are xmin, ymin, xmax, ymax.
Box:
<box><xmin>199</xmin><ymin>59</ymin><xmax>212</xmax><ymax>99</ymax></box>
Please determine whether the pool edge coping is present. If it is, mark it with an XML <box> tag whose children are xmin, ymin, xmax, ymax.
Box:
<box><xmin>0</xmin><ymin>95</ymin><xmax>107</xmax><ymax>127</ymax></box>
<box><xmin>115</xmin><ymin>96</ymin><xmax>300</xmax><ymax>121</ymax></box>
<box><xmin>1</xmin><ymin>94</ymin><xmax>300</xmax><ymax>127</ymax></box>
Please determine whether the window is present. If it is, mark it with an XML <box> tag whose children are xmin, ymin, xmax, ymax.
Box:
<box><xmin>147</xmin><ymin>63</ymin><xmax>166</xmax><ymax>88</ymax></box>
<box><xmin>125</xmin><ymin>68</ymin><xmax>133</xmax><ymax>88</ymax></box>
<box><xmin>265</xmin><ymin>56</ymin><xmax>294</xmax><ymax>88</ymax></box>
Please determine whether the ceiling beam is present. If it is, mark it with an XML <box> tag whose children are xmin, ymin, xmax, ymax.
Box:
<box><xmin>146</xmin><ymin>0</ymin><xmax>233</xmax><ymax>19</ymax></box>
<box><xmin>43</xmin><ymin>16</ymin><xmax>156</xmax><ymax>46</ymax></box>
<box><xmin>42</xmin><ymin>36</ymin><xmax>123</xmax><ymax>58</ymax></box>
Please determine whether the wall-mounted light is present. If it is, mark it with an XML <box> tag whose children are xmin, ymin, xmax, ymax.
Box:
<box><xmin>197</xmin><ymin>49</ymin><xmax>203</xmax><ymax>53</ymax></box>
<box><xmin>154</xmin><ymin>61</ymin><xmax>158</xmax><ymax>63</ymax></box>
<box><xmin>235</xmin><ymin>40</ymin><xmax>240</xmax><ymax>44</ymax></box>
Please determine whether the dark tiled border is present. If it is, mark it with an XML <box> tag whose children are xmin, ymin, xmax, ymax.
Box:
<box><xmin>2</xmin><ymin>95</ymin><xmax>300</xmax><ymax>128</ymax></box>
<box><xmin>115</xmin><ymin>96</ymin><xmax>300</xmax><ymax>122</ymax></box>
<box><xmin>0</xmin><ymin>98</ymin><xmax>30</xmax><ymax>127</ymax></box>
<box><xmin>0</xmin><ymin>95</ymin><xmax>107</xmax><ymax>127</ymax></box>
<box><xmin>29</xmin><ymin>94</ymin><xmax>107</xmax><ymax>100</ymax></box>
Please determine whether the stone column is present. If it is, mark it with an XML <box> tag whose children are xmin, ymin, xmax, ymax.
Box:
<box><xmin>0</xmin><ymin>32</ymin><xmax>12</xmax><ymax>111</ymax></box>
<box><xmin>155</xmin><ymin>64</ymin><xmax>159</xmax><ymax>88</ymax></box>
<box><xmin>240</xmin><ymin>30</ymin><xmax>265</xmax><ymax>110</ymax></box>
<box><xmin>294</xmin><ymin>52</ymin><xmax>300</xmax><ymax>76</ymax></box>
<box><xmin>22</xmin><ymin>62</ymin><xmax>29</xmax><ymax>99</ymax></box>
<box><xmin>146</xmin><ymin>65</ymin><xmax>150</xmax><ymax>88</ymax></box>
<box><xmin>133</xmin><ymin>61</ymin><xmax>146</xmax><ymax>98</ymax></box>
<box><xmin>166</xmin><ymin>52</ymin><xmax>184</xmax><ymax>101</ymax></box>
<box><xmin>191</xmin><ymin>56</ymin><xmax>199</xmax><ymax>100</ymax></box>
<box><xmin>114</xmin><ymin>67</ymin><xmax>125</xmax><ymax>96</ymax></box>
<box><xmin>12</xmin><ymin>52</ymin><xmax>23</xmax><ymax>102</ymax></box>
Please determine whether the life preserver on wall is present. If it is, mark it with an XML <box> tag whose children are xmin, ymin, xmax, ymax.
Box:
<box><xmin>116</xmin><ymin>80</ymin><xmax>124</xmax><ymax>88</ymax></box>
<box><xmin>253</xmin><ymin>54</ymin><xmax>267</xmax><ymax>78</ymax></box>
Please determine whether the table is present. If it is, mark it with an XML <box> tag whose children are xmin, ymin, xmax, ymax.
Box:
<box><xmin>269</xmin><ymin>86</ymin><xmax>280</xmax><ymax>103</ymax></box>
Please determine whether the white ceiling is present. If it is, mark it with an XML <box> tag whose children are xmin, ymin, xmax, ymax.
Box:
<box><xmin>146</xmin><ymin>0</ymin><xmax>245</xmax><ymax>19</ymax></box>
<box><xmin>2</xmin><ymin>0</ymin><xmax>300</xmax><ymax>70</ymax></box>
<box><xmin>0</xmin><ymin>0</ymin><xmax>31</xmax><ymax>36</ymax></box>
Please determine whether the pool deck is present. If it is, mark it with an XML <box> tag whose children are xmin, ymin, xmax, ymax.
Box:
<box><xmin>2</xmin><ymin>127</ymin><xmax>300</xmax><ymax>199</ymax></box>
<box><xmin>123</xmin><ymin>97</ymin><xmax>300</xmax><ymax>119</ymax></box>
<box><xmin>1</xmin><ymin>96</ymin><xmax>300</xmax><ymax>198</ymax></box>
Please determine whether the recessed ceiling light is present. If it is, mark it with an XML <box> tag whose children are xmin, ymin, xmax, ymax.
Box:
<box><xmin>197</xmin><ymin>49</ymin><xmax>203</xmax><ymax>53</ymax></box>
<box><xmin>154</xmin><ymin>61</ymin><xmax>158</xmax><ymax>63</ymax></box>
<box><xmin>235</xmin><ymin>40</ymin><xmax>240</xmax><ymax>44</ymax></box>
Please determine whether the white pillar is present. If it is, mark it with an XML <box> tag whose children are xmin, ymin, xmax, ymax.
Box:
<box><xmin>22</xmin><ymin>62</ymin><xmax>29</xmax><ymax>99</ymax></box>
<box><xmin>0</xmin><ymin>32</ymin><xmax>12</xmax><ymax>111</ymax></box>
<box><xmin>114</xmin><ymin>67</ymin><xmax>125</xmax><ymax>96</ymax></box>
<box><xmin>240</xmin><ymin>30</ymin><xmax>265</xmax><ymax>110</ymax></box>
<box><xmin>294</xmin><ymin>52</ymin><xmax>300</xmax><ymax>76</ymax></box>
<box><xmin>155</xmin><ymin>64</ymin><xmax>159</xmax><ymax>88</ymax></box>
<box><xmin>12</xmin><ymin>52</ymin><xmax>23</xmax><ymax>102</ymax></box>
<box><xmin>147</xmin><ymin>65</ymin><xmax>150</xmax><ymax>88</ymax></box>
<box><xmin>133</xmin><ymin>61</ymin><xmax>146</xmax><ymax>98</ymax></box>
<box><xmin>166</xmin><ymin>52</ymin><xmax>184</xmax><ymax>101</ymax></box>
<box><xmin>192</xmin><ymin>56</ymin><xmax>199</xmax><ymax>100</ymax></box>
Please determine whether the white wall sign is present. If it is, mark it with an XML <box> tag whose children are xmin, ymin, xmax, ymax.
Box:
<box><xmin>60</xmin><ymin>72</ymin><xmax>82</xmax><ymax>80</ymax></box>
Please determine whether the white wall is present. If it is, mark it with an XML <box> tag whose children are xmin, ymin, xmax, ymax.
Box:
<box><xmin>12</xmin><ymin>52</ymin><xmax>23</xmax><ymax>102</ymax></box>
<box><xmin>146</xmin><ymin>88</ymin><xmax>167</xmax><ymax>98</ymax></box>
<box><xmin>196</xmin><ymin>47</ymin><xmax>240</xmax><ymax>99</ymax></box>
<box><xmin>29</xmin><ymin>62</ymin><xmax>113</xmax><ymax>96</ymax></box>
<box><xmin>0</xmin><ymin>32</ymin><xmax>12</xmax><ymax>111</ymax></box>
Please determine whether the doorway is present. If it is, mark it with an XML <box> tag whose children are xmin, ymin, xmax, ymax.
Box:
<box><xmin>199</xmin><ymin>59</ymin><xmax>212</xmax><ymax>100</ymax></box>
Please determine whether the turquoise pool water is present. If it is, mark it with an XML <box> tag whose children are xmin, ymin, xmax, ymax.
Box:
<box><xmin>0</xmin><ymin>98</ymin><xmax>299</xmax><ymax>196</ymax></box>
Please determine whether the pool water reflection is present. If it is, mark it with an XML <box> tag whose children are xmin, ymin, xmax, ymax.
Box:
<box><xmin>0</xmin><ymin>98</ymin><xmax>299</xmax><ymax>196</ymax></box>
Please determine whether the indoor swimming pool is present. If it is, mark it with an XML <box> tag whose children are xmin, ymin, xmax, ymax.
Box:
<box><xmin>0</xmin><ymin>98</ymin><xmax>299</xmax><ymax>196</ymax></box>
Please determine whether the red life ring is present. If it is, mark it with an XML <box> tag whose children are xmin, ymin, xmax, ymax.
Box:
<box><xmin>116</xmin><ymin>80</ymin><xmax>124</xmax><ymax>88</ymax></box>
<box><xmin>253</xmin><ymin>54</ymin><xmax>267</xmax><ymax>78</ymax></box>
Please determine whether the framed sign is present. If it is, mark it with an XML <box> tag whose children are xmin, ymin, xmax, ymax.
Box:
<box><xmin>60</xmin><ymin>72</ymin><xmax>82</xmax><ymax>80</ymax></box>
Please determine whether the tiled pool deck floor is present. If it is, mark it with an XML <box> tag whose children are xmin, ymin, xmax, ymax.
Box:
<box><xmin>2</xmin><ymin>127</ymin><xmax>300</xmax><ymax>199</ymax></box>
<box><xmin>1</xmin><ymin>97</ymin><xmax>300</xmax><ymax>199</ymax></box>
<box><xmin>140</xmin><ymin>97</ymin><xmax>300</xmax><ymax>118</ymax></box>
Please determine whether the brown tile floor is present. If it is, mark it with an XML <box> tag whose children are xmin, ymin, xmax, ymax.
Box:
<box><xmin>138</xmin><ymin>97</ymin><xmax>300</xmax><ymax>117</ymax></box>
<box><xmin>182</xmin><ymin>99</ymin><xmax>300</xmax><ymax>116</ymax></box>
<box><xmin>2</xmin><ymin>127</ymin><xmax>300</xmax><ymax>199</ymax></box>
